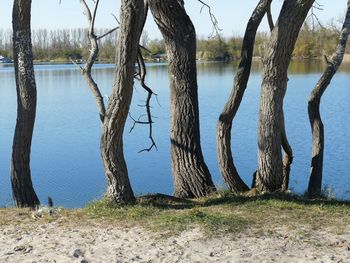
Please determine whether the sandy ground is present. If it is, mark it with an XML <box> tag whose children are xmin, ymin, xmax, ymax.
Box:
<box><xmin>1</xmin><ymin>220</ymin><xmax>350</xmax><ymax>263</ymax></box>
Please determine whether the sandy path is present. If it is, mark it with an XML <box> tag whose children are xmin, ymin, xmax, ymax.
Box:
<box><xmin>1</xmin><ymin>221</ymin><xmax>350</xmax><ymax>263</ymax></box>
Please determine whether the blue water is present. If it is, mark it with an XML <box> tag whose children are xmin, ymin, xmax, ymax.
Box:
<box><xmin>0</xmin><ymin>61</ymin><xmax>349</xmax><ymax>207</ymax></box>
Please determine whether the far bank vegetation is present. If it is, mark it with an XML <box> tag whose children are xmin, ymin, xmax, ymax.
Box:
<box><xmin>0</xmin><ymin>21</ymin><xmax>347</xmax><ymax>63</ymax></box>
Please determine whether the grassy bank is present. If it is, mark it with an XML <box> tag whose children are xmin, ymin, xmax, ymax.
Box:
<box><xmin>1</xmin><ymin>192</ymin><xmax>349</xmax><ymax>238</ymax></box>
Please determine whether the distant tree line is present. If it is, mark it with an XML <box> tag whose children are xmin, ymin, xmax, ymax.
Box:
<box><xmin>197</xmin><ymin>22</ymin><xmax>348</xmax><ymax>61</ymax></box>
<box><xmin>139</xmin><ymin>22</ymin><xmax>349</xmax><ymax>62</ymax></box>
<box><xmin>0</xmin><ymin>21</ymin><xmax>347</xmax><ymax>63</ymax></box>
<box><xmin>0</xmin><ymin>28</ymin><xmax>117</xmax><ymax>61</ymax></box>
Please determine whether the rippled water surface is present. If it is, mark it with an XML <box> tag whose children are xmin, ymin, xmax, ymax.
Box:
<box><xmin>1</xmin><ymin>61</ymin><xmax>349</xmax><ymax>207</ymax></box>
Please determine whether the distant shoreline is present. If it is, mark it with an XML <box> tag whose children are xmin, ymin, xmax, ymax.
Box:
<box><xmin>1</xmin><ymin>56</ymin><xmax>350</xmax><ymax>69</ymax></box>
<box><xmin>31</xmin><ymin>55</ymin><xmax>350</xmax><ymax>65</ymax></box>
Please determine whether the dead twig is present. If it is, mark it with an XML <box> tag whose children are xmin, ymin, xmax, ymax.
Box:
<box><xmin>69</xmin><ymin>57</ymin><xmax>84</xmax><ymax>71</ymax></box>
<box><xmin>97</xmin><ymin>27</ymin><xmax>118</xmax><ymax>40</ymax></box>
<box><xmin>129</xmin><ymin>48</ymin><xmax>158</xmax><ymax>153</ymax></box>
<box><xmin>196</xmin><ymin>0</ymin><xmax>222</xmax><ymax>38</ymax></box>
<box><xmin>308</xmin><ymin>1</ymin><xmax>325</xmax><ymax>32</ymax></box>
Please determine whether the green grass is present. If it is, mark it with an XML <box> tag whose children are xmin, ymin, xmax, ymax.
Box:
<box><xmin>82</xmin><ymin>194</ymin><xmax>252</xmax><ymax>236</ymax></box>
<box><xmin>81</xmin><ymin>192</ymin><xmax>350</xmax><ymax>236</ymax></box>
<box><xmin>1</xmin><ymin>192</ymin><xmax>350</xmax><ymax>237</ymax></box>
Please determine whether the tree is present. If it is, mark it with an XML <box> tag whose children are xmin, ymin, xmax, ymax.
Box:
<box><xmin>100</xmin><ymin>0</ymin><xmax>147</xmax><ymax>204</ymax></box>
<box><xmin>216</xmin><ymin>0</ymin><xmax>272</xmax><ymax>193</ymax></box>
<box><xmin>77</xmin><ymin>0</ymin><xmax>152</xmax><ymax>204</ymax></box>
<box><xmin>256</xmin><ymin>0</ymin><xmax>314</xmax><ymax>192</ymax></box>
<box><xmin>307</xmin><ymin>0</ymin><xmax>350</xmax><ymax>197</ymax></box>
<box><xmin>11</xmin><ymin>0</ymin><xmax>40</xmax><ymax>208</ymax></box>
<box><xmin>149</xmin><ymin>0</ymin><xmax>215</xmax><ymax>198</ymax></box>
<box><xmin>265</xmin><ymin>3</ymin><xmax>293</xmax><ymax>192</ymax></box>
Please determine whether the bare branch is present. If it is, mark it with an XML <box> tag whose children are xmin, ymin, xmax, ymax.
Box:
<box><xmin>323</xmin><ymin>54</ymin><xmax>330</xmax><ymax>65</ymax></box>
<box><xmin>79</xmin><ymin>0</ymin><xmax>107</xmax><ymax>122</ymax></box>
<box><xmin>97</xmin><ymin>27</ymin><xmax>119</xmax><ymax>40</ymax></box>
<box><xmin>80</xmin><ymin>0</ymin><xmax>93</xmax><ymax>25</ymax></box>
<box><xmin>111</xmin><ymin>13</ymin><xmax>120</xmax><ymax>24</ymax></box>
<box><xmin>313</xmin><ymin>1</ymin><xmax>324</xmax><ymax>10</ymax></box>
<box><xmin>139</xmin><ymin>44</ymin><xmax>152</xmax><ymax>54</ymax></box>
<box><xmin>69</xmin><ymin>57</ymin><xmax>84</xmax><ymax>71</ymax></box>
<box><xmin>266</xmin><ymin>2</ymin><xmax>274</xmax><ymax>32</ymax></box>
<box><xmin>129</xmin><ymin>48</ymin><xmax>158</xmax><ymax>153</ymax></box>
<box><xmin>197</xmin><ymin>0</ymin><xmax>222</xmax><ymax>38</ymax></box>
<box><xmin>91</xmin><ymin>0</ymin><xmax>100</xmax><ymax>31</ymax></box>
<box><xmin>128</xmin><ymin>2</ymin><xmax>157</xmax><ymax>153</ymax></box>
<box><xmin>308</xmin><ymin>2</ymin><xmax>325</xmax><ymax>31</ymax></box>
<box><xmin>129</xmin><ymin>114</ymin><xmax>150</xmax><ymax>133</ymax></box>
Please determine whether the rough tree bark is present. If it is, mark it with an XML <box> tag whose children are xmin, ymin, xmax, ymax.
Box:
<box><xmin>265</xmin><ymin>6</ymin><xmax>294</xmax><ymax>191</ymax></box>
<box><xmin>216</xmin><ymin>0</ymin><xmax>272</xmax><ymax>193</ymax></box>
<box><xmin>149</xmin><ymin>0</ymin><xmax>215</xmax><ymax>198</ymax></box>
<box><xmin>11</xmin><ymin>0</ymin><xmax>40</xmax><ymax>208</ymax></box>
<box><xmin>256</xmin><ymin>0</ymin><xmax>314</xmax><ymax>192</ymax></box>
<box><xmin>100</xmin><ymin>0</ymin><xmax>146</xmax><ymax>204</ymax></box>
<box><xmin>307</xmin><ymin>1</ymin><xmax>350</xmax><ymax>197</ymax></box>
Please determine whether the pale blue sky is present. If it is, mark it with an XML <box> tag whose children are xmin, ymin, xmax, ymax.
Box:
<box><xmin>0</xmin><ymin>0</ymin><xmax>347</xmax><ymax>39</ymax></box>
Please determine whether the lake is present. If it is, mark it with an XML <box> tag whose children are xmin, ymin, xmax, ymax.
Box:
<box><xmin>1</xmin><ymin>61</ymin><xmax>349</xmax><ymax>207</ymax></box>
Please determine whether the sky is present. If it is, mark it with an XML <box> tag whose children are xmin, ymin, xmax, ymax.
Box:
<box><xmin>0</xmin><ymin>0</ymin><xmax>347</xmax><ymax>39</ymax></box>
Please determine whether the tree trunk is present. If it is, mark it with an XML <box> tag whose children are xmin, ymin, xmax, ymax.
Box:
<box><xmin>11</xmin><ymin>0</ymin><xmax>40</xmax><ymax>208</ymax></box>
<box><xmin>265</xmin><ymin>5</ymin><xmax>294</xmax><ymax>192</ymax></box>
<box><xmin>216</xmin><ymin>0</ymin><xmax>272</xmax><ymax>193</ymax></box>
<box><xmin>149</xmin><ymin>0</ymin><xmax>215</xmax><ymax>198</ymax></box>
<box><xmin>307</xmin><ymin>1</ymin><xmax>350</xmax><ymax>197</ymax></box>
<box><xmin>256</xmin><ymin>0</ymin><xmax>314</xmax><ymax>192</ymax></box>
<box><xmin>100</xmin><ymin>0</ymin><xmax>146</xmax><ymax>204</ymax></box>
